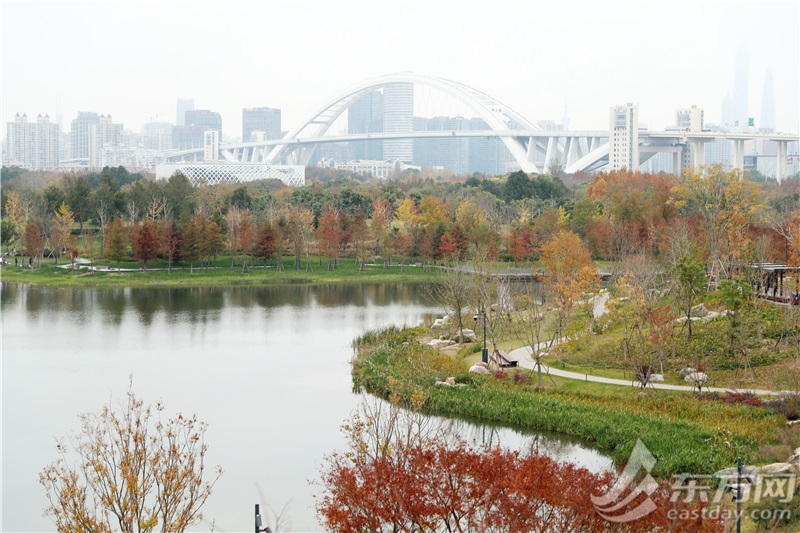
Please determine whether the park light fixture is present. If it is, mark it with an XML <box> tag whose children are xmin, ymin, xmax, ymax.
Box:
<box><xmin>473</xmin><ymin>306</ymin><xmax>488</xmax><ymax>364</ymax></box>
<box><xmin>255</xmin><ymin>504</ymin><xmax>273</xmax><ymax>533</ymax></box>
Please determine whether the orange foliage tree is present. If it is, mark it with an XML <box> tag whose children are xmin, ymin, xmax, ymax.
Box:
<box><xmin>539</xmin><ymin>229</ymin><xmax>600</xmax><ymax>336</ymax></box>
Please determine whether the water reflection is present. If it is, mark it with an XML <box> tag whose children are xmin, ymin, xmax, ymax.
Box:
<box><xmin>1</xmin><ymin>283</ymin><xmax>438</xmax><ymax>327</ymax></box>
<box><xmin>1</xmin><ymin>282</ymin><xmax>610</xmax><ymax>533</ymax></box>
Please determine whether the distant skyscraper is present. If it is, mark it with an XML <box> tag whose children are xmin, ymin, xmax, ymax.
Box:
<box><xmin>242</xmin><ymin>107</ymin><xmax>281</xmax><ymax>142</ymax></box>
<box><xmin>348</xmin><ymin>91</ymin><xmax>383</xmax><ymax>160</ymax></box>
<box><xmin>722</xmin><ymin>40</ymin><xmax>749</xmax><ymax>128</ymax></box>
<box><xmin>382</xmin><ymin>83</ymin><xmax>414</xmax><ymax>162</ymax></box>
<box><xmin>185</xmin><ymin>109</ymin><xmax>222</xmax><ymax>137</ymax></box>
<box><xmin>142</xmin><ymin>122</ymin><xmax>173</xmax><ymax>150</ymax></box>
<box><xmin>88</xmin><ymin>115</ymin><xmax>123</xmax><ymax>167</ymax></box>
<box><xmin>6</xmin><ymin>113</ymin><xmax>60</xmax><ymax>168</ymax></box>
<box><xmin>413</xmin><ymin>116</ymin><xmax>470</xmax><ymax>174</ymax></box>
<box><xmin>176</xmin><ymin>98</ymin><xmax>194</xmax><ymax>126</ymax></box>
<box><xmin>203</xmin><ymin>130</ymin><xmax>219</xmax><ymax>161</ymax></box>
<box><xmin>675</xmin><ymin>106</ymin><xmax>704</xmax><ymax>132</ymax></box>
<box><xmin>609</xmin><ymin>103</ymin><xmax>639</xmax><ymax>171</ymax></box>
<box><xmin>70</xmin><ymin>111</ymin><xmax>100</xmax><ymax>159</ymax></box>
<box><xmin>760</xmin><ymin>69</ymin><xmax>776</xmax><ymax>132</ymax></box>
<box><xmin>172</xmin><ymin>125</ymin><xmax>206</xmax><ymax>150</ymax></box>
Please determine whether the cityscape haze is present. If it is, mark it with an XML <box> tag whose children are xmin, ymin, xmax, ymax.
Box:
<box><xmin>2</xmin><ymin>0</ymin><xmax>798</xmax><ymax>145</ymax></box>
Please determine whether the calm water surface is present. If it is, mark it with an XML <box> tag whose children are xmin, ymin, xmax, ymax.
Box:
<box><xmin>2</xmin><ymin>283</ymin><xmax>612</xmax><ymax>532</ymax></box>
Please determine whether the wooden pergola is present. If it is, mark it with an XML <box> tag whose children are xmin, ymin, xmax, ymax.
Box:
<box><xmin>751</xmin><ymin>263</ymin><xmax>800</xmax><ymax>305</ymax></box>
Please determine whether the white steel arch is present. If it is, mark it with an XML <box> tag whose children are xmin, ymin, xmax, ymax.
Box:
<box><xmin>266</xmin><ymin>72</ymin><xmax>542</xmax><ymax>172</ymax></box>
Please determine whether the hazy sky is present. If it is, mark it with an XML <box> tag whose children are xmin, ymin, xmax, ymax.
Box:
<box><xmin>2</xmin><ymin>0</ymin><xmax>799</xmax><ymax>141</ymax></box>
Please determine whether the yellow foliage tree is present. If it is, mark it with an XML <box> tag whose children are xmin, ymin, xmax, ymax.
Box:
<box><xmin>40</xmin><ymin>386</ymin><xmax>222</xmax><ymax>533</ymax></box>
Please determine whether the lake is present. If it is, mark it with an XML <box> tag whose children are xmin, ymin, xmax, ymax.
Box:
<box><xmin>1</xmin><ymin>282</ymin><xmax>612</xmax><ymax>532</ymax></box>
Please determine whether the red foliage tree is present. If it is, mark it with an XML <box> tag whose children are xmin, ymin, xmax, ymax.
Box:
<box><xmin>317</xmin><ymin>208</ymin><xmax>343</xmax><ymax>270</ymax></box>
<box><xmin>255</xmin><ymin>220</ymin><xmax>276</xmax><ymax>267</ymax></box>
<box><xmin>317</xmin><ymin>436</ymin><xmax>723</xmax><ymax>533</ymax></box>
<box><xmin>133</xmin><ymin>220</ymin><xmax>160</xmax><ymax>271</ymax></box>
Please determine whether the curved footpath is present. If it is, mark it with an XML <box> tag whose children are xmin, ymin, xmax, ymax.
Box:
<box><xmin>506</xmin><ymin>291</ymin><xmax>787</xmax><ymax>395</ymax></box>
<box><xmin>507</xmin><ymin>345</ymin><xmax>786</xmax><ymax>396</ymax></box>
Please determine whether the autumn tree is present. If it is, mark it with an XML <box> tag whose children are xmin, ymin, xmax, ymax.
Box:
<box><xmin>23</xmin><ymin>222</ymin><xmax>45</xmax><ymax>268</ymax></box>
<box><xmin>539</xmin><ymin>230</ymin><xmax>599</xmax><ymax>338</ymax></box>
<box><xmin>40</xmin><ymin>386</ymin><xmax>222</xmax><ymax>533</ymax></box>
<box><xmin>4</xmin><ymin>190</ymin><xmax>26</xmax><ymax>248</ymax></box>
<box><xmin>50</xmin><ymin>203</ymin><xmax>75</xmax><ymax>265</ymax></box>
<box><xmin>317</xmin><ymin>397</ymin><xmax>720</xmax><ymax>533</ymax></box>
<box><xmin>133</xmin><ymin>220</ymin><xmax>160</xmax><ymax>271</ymax></box>
<box><xmin>237</xmin><ymin>213</ymin><xmax>255</xmax><ymax>273</ymax></box>
<box><xmin>670</xmin><ymin>164</ymin><xmax>762</xmax><ymax>284</ymax></box>
<box><xmin>283</xmin><ymin>206</ymin><xmax>314</xmax><ymax>270</ymax></box>
<box><xmin>161</xmin><ymin>221</ymin><xmax>182</xmax><ymax>273</ymax></box>
<box><xmin>105</xmin><ymin>219</ymin><xmax>129</xmax><ymax>271</ymax></box>
<box><xmin>255</xmin><ymin>219</ymin><xmax>277</xmax><ymax>269</ymax></box>
<box><xmin>316</xmin><ymin>208</ymin><xmax>343</xmax><ymax>270</ymax></box>
<box><xmin>369</xmin><ymin>198</ymin><xmax>393</xmax><ymax>264</ymax></box>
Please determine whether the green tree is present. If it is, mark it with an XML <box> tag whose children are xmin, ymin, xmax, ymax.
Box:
<box><xmin>64</xmin><ymin>175</ymin><xmax>92</xmax><ymax>238</ymax></box>
<box><xmin>673</xmin><ymin>255</ymin><xmax>707</xmax><ymax>341</ymax></box>
<box><xmin>719</xmin><ymin>277</ymin><xmax>755</xmax><ymax>378</ymax></box>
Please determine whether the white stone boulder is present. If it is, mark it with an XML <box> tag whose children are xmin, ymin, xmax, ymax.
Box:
<box><xmin>760</xmin><ymin>462</ymin><xmax>799</xmax><ymax>475</ymax></box>
<box><xmin>469</xmin><ymin>363</ymin><xmax>491</xmax><ymax>375</ymax></box>
<box><xmin>684</xmin><ymin>372</ymin><xmax>709</xmax><ymax>388</ymax></box>
<box><xmin>450</xmin><ymin>329</ymin><xmax>477</xmax><ymax>343</ymax></box>
<box><xmin>427</xmin><ymin>339</ymin><xmax>455</xmax><ymax>350</ymax></box>
<box><xmin>650</xmin><ymin>374</ymin><xmax>665</xmax><ymax>382</ymax></box>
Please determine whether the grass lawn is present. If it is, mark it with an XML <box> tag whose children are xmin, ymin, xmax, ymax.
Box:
<box><xmin>0</xmin><ymin>255</ymin><xmax>444</xmax><ymax>288</ymax></box>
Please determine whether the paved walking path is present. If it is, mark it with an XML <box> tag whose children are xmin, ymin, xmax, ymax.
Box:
<box><xmin>508</xmin><ymin>344</ymin><xmax>786</xmax><ymax>396</ymax></box>
<box><xmin>506</xmin><ymin>291</ymin><xmax>787</xmax><ymax>396</ymax></box>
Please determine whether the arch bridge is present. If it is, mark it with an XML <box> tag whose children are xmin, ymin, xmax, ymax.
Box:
<box><xmin>165</xmin><ymin>73</ymin><xmax>799</xmax><ymax>179</ymax></box>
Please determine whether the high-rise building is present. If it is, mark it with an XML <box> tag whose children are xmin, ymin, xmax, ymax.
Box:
<box><xmin>70</xmin><ymin>111</ymin><xmax>100</xmax><ymax>159</ymax></box>
<box><xmin>675</xmin><ymin>106</ymin><xmax>704</xmax><ymax>132</ymax></box>
<box><xmin>760</xmin><ymin>70</ymin><xmax>776</xmax><ymax>132</ymax></box>
<box><xmin>348</xmin><ymin>91</ymin><xmax>383</xmax><ymax>160</ymax></box>
<box><xmin>172</xmin><ymin>125</ymin><xmax>206</xmax><ymax>150</ymax></box>
<box><xmin>141</xmin><ymin>122</ymin><xmax>173</xmax><ymax>151</ymax></box>
<box><xmin>609</xmin><ymin>103</ymin><xmax>639</xmax><ymax>171</ymax></box>
<box><xmin>88</xmin><ymin>115</ymin><xmax>123</xmax><ymax>167</ymax></box>
<box><xmin>204</xmin><ymin>130</ymin><xmax>219</xmax><ymax>161</ymax></box>
<box><xmin>185</xmin><ymin>110</ymin><xmax>222</xmax><ymax>138</ymax></box>
<box><xmin>176</xmin><ymin>98</ymin><xmax>194</xmax><ymax>126</ymax></box>
<box><xmin>413</xmin><ymin>116</ymin><xmax>470</xmax><ymax>175</ymax></box>
<box><xmin>703</xmin><ymin>123</ymin><xmax>733</xmax><ymax>167</ymax></box>
<box><xmin>382</xmin><ymin>83</ymin><xmax>414</xmax><ymax>162</ymax></box>
<box><xmin>466</xmin><ymin>117</ymin><xmax>510</xmax><ymax>175</ymax></box>
<box><xmin>242</xmin><ymin>107</ymin><xmax>281</xmax><ymax>142</ymax></box>
<box><xmin>673</xmin><ymin>106</ymin><xmax>705</xmax><ymax>169</ymax></box>
<box><xmin>722</xmin><ymin>40</ymin><xmax>749</xmax><ymax>128</ymax></box>
<box><xmin>6</xmin><ymin>113</ymin><xmax>60</xmax><ymax>168</ymax></box>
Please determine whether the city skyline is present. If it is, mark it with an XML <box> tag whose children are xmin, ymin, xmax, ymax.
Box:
<box><xmin>2</xmin><ymin>0</ymin><xmax>799</xmax><ymax>143</ymax></box>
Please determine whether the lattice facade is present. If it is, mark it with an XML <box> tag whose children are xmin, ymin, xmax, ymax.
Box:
<box><xmin>156</xmin><ymin>163</ymin><xmax>305</xmax><ymax>187</ymax></box>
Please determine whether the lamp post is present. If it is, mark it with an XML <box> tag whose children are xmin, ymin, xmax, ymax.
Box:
<box><xmin>255</xmin><ymin>504</ymin><xmax>272</xmax><ymax>533</ymax></box>
<box><xmin>474</xmin><ymin>306</ymin><xmax>488</xmax><ymax>364</ymax></box>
